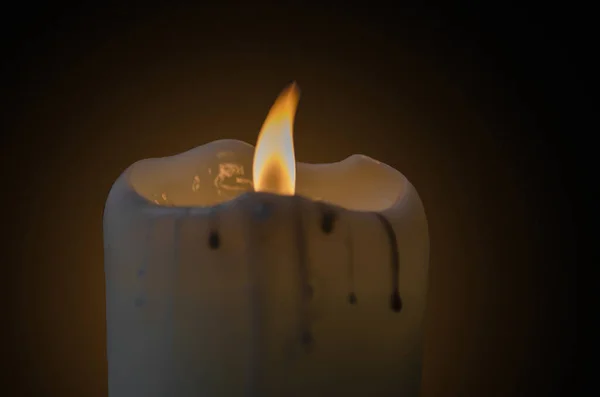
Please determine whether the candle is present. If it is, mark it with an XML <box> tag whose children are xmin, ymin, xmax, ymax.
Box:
<box><xmin>103</xmin><ymin>82</ymin><xmax>429</xmax><ymax>397</ymax></box>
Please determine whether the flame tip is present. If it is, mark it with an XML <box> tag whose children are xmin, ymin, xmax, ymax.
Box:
<box><xmin>287</xmin><ymin>80</ymin><xmax>300</xmax><ymax>93</ymax></box>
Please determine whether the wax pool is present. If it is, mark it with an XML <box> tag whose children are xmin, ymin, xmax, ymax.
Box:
<box><xmin>103</xmin><ymin>139</ymin><xmax>429</xmax><ymax>397</ymax></box>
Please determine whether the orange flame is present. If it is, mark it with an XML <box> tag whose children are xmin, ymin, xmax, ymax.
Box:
<box><xmin>252</xmin><ymin>82</ymin><xmax>300</xmax><ymax>195</ymax></box>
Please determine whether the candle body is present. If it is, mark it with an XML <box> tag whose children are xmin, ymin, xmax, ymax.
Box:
<box><xmin>104</xmin><ymin>140</ymin><xmax>429</xmax><ymax>397</ymax></box>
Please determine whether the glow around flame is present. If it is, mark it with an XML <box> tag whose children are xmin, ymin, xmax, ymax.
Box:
<box><xmin>252</xmin><ymin>82</ymin><xmax>300</xmax><ymax>195</ymax></box>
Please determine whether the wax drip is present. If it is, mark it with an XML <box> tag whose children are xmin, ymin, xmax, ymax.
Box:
<box><xmin>345</xmin><ymin>218</ymin><xmax>358</xmax><ymax>305</ymax></box>
<box><xmin>134</xmin><ymin>221</ymin><xmax>154</xmax><ymax>308</ymax></box>
<box><xmin>253</xmin><ymin>201</ymin><xmax>273</xmax><ymax>220</ymax></box>
<box><xmin>208</xmin><ymin>209</ymin><xmax>221</xmax><ymax>250</ymax></box>
<box><xmin>208</xmin><ymin>230</ymin><xmax>220</xmax><ymax>249</ymax></box>
<box><xmin>321</xmin><ymin>210</ymin><xmax>336</xmax><ymax>234</ymax></box>
<box><xmin>246</xmin><ymin>205</ymin><xmax>262</xmax><ymax>397</ymax></box>
<box><xmin>295</xmin><ymin>198</ymin><xmax>313</xmax><ymax>350</ymax></box>
<box><xmin>374</xmin><ymin>213</ymin><xmax>403</xmax><ymax>313</ymax></box>
<box><xmin>168</xmin><ymin>214</ymin><xmax>182</xmax><ymax>389</ymax></box>
<box><xmin>138</xmin><ymin>224</ymin><xmax>153</xmax><ymax>278</ymax></box>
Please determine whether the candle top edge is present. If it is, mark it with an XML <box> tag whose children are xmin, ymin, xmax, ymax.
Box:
<box><xmin>131</xmin><ymin>139</ymin><xmax>399</xmax><ymax>173</ymax></box>
<box><xmin>105</xmin><ymin>139</ymin><xmax>420</xmax><ymax>215</ymax></box>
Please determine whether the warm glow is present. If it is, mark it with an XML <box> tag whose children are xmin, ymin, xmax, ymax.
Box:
<box><xmin>252</xmin><ymin>82</ymin><xmax>300</xmax><ymax>195</ymax></box>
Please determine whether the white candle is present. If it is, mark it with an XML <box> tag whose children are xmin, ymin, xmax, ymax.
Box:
<box><xmin>103</xmin><ymin>83</ymin><xmax>429</xmax><ymax>397</ymax></box>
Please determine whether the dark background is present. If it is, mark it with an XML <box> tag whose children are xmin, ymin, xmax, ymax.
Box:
<box><xmin>3</xmin><ymin>3</ymin><xmax>578</xmax><ymax>397</ymax></box>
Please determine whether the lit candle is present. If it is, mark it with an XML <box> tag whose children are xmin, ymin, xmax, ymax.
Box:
<box><xmin>103</xmin><ymin>82</ymin><xmax>429</xmax><ymax>397</ymax></box>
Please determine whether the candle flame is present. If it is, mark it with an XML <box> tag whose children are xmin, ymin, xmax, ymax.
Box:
<box><xmin>252</xmin><ymin>82</ymin><xmax>300</xmax><ymax>195</ymax></box>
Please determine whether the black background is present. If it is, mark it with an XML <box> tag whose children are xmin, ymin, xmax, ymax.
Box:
<box><xmin>3</xmin><ymin>3</ymin><xmax>578</xmax><ymax>397</ymax></box>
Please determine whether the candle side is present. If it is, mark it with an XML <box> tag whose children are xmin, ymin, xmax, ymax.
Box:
<box><xmin>103</xmin><ymin>142</ymin><xmax>429</xmax><ymax>397</ymax></box>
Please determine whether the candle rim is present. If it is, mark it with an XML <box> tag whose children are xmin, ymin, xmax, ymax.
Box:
<box><xmin>129</xmin><ymin>139</ymin><xmax>400</xmax><ymax>170</ymax></box>
<box><xmin>112</xmin><ymin>139</ymin><xmax>415</xmax><ymax>215</ymax></box>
